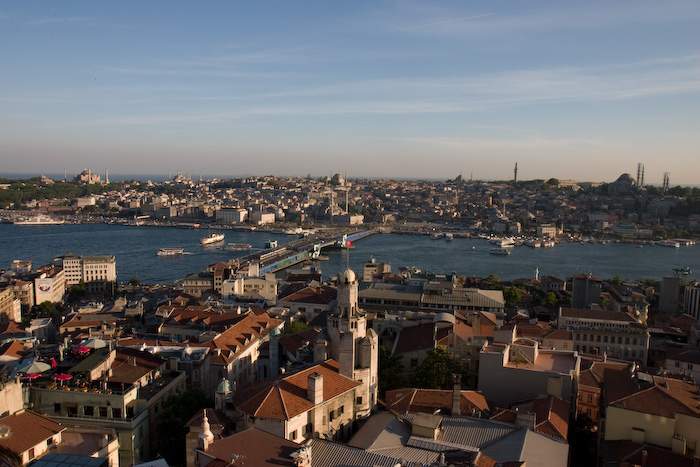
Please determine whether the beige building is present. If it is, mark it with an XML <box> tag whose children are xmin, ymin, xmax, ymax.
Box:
<box><xmin>232</xmin><ymin>360</ymin><xmax>362</xmax><ymax>442</ymax></box>
<box><xmin>0</xmin><ymin>286</ymin><xmax>21</xmax><ymax>324</ymax></box>
<box><xmin>602</xmin><ymin>366</ymin><xmax>700</xmax><ymax>457</ymax></box>
<box><xmin>55</xmin><ymin>254</ymin><xmax>116</xmax><ymax>294</ymax></box>
<box><xmin>29</xmin><ymin>348</ymin><xmax>187</xmax><ymax>467</ymax></box>
<box><xmin>478</xmin><ymin>337</ymin><xmax>580</xmax><ymax>408</ymax></box>
<box><xmin>558</xmin><ymin>307</ymin><xmax>649</xmax><ymax>361</ymax></box>
<box><xmin>34</xmin><ymin>267</ymin><xmax>66</xmax><ymax>305</ymax></box>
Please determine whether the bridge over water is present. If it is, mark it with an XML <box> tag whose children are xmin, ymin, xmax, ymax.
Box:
<box><xmin>234</xmin><ymin>228</ymin><xmax>376</xmax><ymax>276</ymax></box>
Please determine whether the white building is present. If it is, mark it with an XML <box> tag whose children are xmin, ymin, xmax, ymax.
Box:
<box><xmin>250</xmin><ymin>211</ymin><xmax>275</xmax><ymax>225</ymax></box>
<box><xmin>55</xmin><ymin>254</ymin><xmax>116</xmax><ymax>293</ymax></box>
<box><xmin>215</xmin><ymin>208</ymin><xmax>248</xmax><ymax>224</ymax></box>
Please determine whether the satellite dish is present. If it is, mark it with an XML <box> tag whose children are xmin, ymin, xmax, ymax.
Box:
<box><xmin>0</xmin><ymin>425</ymin><xmax>11</xmax><ymax>439</ymax></box>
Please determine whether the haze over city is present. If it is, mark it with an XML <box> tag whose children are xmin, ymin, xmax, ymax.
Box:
<box><xmin>1</xmin><ymin>1</ymin><xmax>698</xmax><ymax>184</ymax></box>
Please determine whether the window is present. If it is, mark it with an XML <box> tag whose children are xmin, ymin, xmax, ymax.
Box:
<box><xmin>193</xmin><ymin>369</ymin><xmax>199</xmax><ymax>381</ymax></box>
<box><xmin>356</xmin><ymin>396</ymin><xmax>363</xmax><ymax>405</ymax></box>
<box><xmin>84</xmin><ymin>405</ymin><xmax>94</xmax><ymax>416</ymax></box>
<box><xmin>588</xmin><ymin>394</ymin><xmax>593</xmax><ymax>403</ymax></box>
<box><xmin>303</xmin><ymin>423</ymin><xmax>313</xmax><ymax>434</ymax></box>
<box><xmin>28</xmin><ymin>448</ymin><xmax>35</xmax><ymax>461</ymax></box>
<box><xmin>689</xmin><ymin>364</ymin><xmax>694</xmax><ymax>370</ymax></box>
<box><xmin>339</xmin><ymin>405</ymin><xmax>344</xmax><ymax>414</ymax></box>
<box><xmin>112</xmin><ymin>408</ymin><xmax>122</xmax><ymax>419</ymax></box>
<box><xmin>675</xmin><ymin>361</ymin><xmax>680</xmax><ymax>368</ymax></box>
<box><xmin>290</xmin><ymin>430</ymin><xmax>297</xmax><ymax>440</ymax></box>
<box><xmin>410</xmin><ymin>359</ymin><xmax>418</xmax><ymax>368</ymax></box>
<box><xmin>329</xmin><ymin>410</ymin><xmax>335</xmax><ymax>422</ymax></box>
<box><xmin>67</xmin><ymin>405</ymin><xmax>78</xmax><ymax>417</ymax></box>
<box><xmin>99</xmin><ymin>407</ymin><xmax>108</xmax><ymax>417</ymax></box>
<box><xmin>54</xmin><ymin>403</ymin><xmax>61</xmax><ymax>414</ymax></box>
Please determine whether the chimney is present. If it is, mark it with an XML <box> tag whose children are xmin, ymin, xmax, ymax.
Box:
<box><xmin>515</xmin><ymin>411</ymin><xmax>536</xmax><ymax>429</ymax></box>
<box><xmin>308</xmin><ymin>373</ymin><xmax>323</xmax><ymax>405</ymax></box>
<box><xmin>452</xmin><ymin>373</ymin><xmax>462</xmax><ymax>416</ymax></box>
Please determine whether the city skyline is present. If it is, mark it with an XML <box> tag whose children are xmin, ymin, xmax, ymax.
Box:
<box><xmin>1</xmin><ymin>1</ymin><xmax>699</xmax><ymax>185</ymax></box>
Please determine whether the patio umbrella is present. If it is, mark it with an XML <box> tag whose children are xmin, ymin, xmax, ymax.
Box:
<box><xmin>22</xmin><ymin>373</ymin><xmax>41</xmax><ymax>380</ymax></box>
<box><xmin>50</xmin><ymin>357</ymin><xmax>58</xmax><ymax>368</ymax></box>
<box><xmin>81</xmin><ymin>338</ymin><xmax>107</xmax><ymax>349</ymax></box>
<box><xmin>75</xmin><ymin>346</ymin><xmax>91</xmax><ymax>353</ymax></box>
<box><xmin>16</xmin><ymin>360</ymin><xmax>51</xmax><ymax>374</ymax></box>
<box><xmin>52</xmin><ymin>374</ymin><xmax>73</xmax><ymax>386</ymax></box>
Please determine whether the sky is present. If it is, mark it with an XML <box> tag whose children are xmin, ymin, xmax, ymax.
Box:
<box><xmin>1</xmin><ymin>1</ymin><xmax>698</xmax><ymax>185</ymax></box>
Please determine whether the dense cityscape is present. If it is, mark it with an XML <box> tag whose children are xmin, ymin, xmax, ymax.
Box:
<box><xmin>1</xmin><ymin>170</ymin><xmax>699</xmax><ymax>467</ymax></box>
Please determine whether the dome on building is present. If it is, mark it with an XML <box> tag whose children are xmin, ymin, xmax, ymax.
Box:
<box><xmin>339</xmin><ymin>268</ymin><xmax>357</xmax><ymax>284</ymax></box>
<box><xmin>216</xmin><ymin>378</ymin><xmax>232</xmax><ymax>394</ymax></box>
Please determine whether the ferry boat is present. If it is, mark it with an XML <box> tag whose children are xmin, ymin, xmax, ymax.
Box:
<box><xmin>489</xmin><ymin>248</ymin><xmax>511</xmax><ymax>255</ymax></box>
<box><xmin>200</xmin><ymin>233</ymin><xmax>225</xmax><ymax>245</ymax></box>
<box><xmin>14</xmin><ymin>215</ymin><xmax>64</xmax><ymax>225</ymax></box>
<box><xmin>226</xmin><ymin>243</ymin><xmax>253</xmax><ymax>251</ymax></box>
<box><xmin>489</xmin><ymin>237</ymin><xmax>515</xmax><ymax>248</ymax></box>
<box><xmin>657</xmin><ymin>240</ymin><xmax>680</xmax><ymax>248</ymax></box>
<box><xmin>157</xmin><ymin>248</ymin><xmax>184</xmax><ymax>256</ymax></box>
<box><xmin>445</xmin><ymin>233</ymin><xmax>454</xmax><ymax>241</ymax></box>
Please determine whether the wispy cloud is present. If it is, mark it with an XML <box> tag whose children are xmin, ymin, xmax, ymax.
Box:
<box><xmin>27</xmin><ymin>16</ymin><xmax>90</xmax><ymax>25</ymax></box>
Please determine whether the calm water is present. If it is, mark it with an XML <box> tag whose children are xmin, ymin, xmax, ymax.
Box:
<box><xmin>1</xmin><ymin>224</ymin><xmax>698</xmax><ymax>284</ymax></box>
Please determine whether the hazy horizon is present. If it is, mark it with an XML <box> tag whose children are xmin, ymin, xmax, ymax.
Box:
<box><xmin>1</xmin><ymin>1</ymin><xmax>698</xmax><ymax>185</ymax></box>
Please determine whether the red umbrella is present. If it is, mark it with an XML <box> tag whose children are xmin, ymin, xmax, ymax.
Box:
<box><xmin>50</xmin><ymin>357</ymin><xmax>58</xmax><ymax>368</ymax></box>
<box><xmin>22</xmin><ymin>373</ymin><xmax>41</xmax><ymax>380</ymax></box>
<box><xmin>75</xmin><ymin>346</ymin><xmax>91</xmax><ymax>353</ymax></box>
<box><xmin>52</xmin><ymin>374</ymin><xmax>73</xmax><ymax>381</ymax></box>
<box><xmin>52</xmin><ymin>373</ymin><xmax>73</xmax><ymax>386</ymax></box>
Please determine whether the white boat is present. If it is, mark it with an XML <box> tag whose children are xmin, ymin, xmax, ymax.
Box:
<box><xmin>489</xmin><ymin>237</ymin><xmax>515</xmax><ymax>248</ymax></box>
<box><xmin>657</xmin><ymin>240</ymin><xmax>680</xmax><ymax>248</ymax></box>
<box><xmin>445</xmin><ymin>233</ymin><xmax>454</xmax><ymax>241</ymax></box>
<box><xmin>265</xmin><ymin>240</ymin><xmax>278</xmax><ymax>248</ymax></box>
<box><xmin>226</xmin><ymin>243</ymin><xmax>253</xmax><ymax>251</ymax></box>
<box><xmin>489</xmin><ymin>248</ymin><xmax>511</xmax><ymax>255</ymax></box>
<box><xmin>201</xmin><ymin>233</ymin><xmax>225</xmax><ymax>245</ymax></box>
<box><xmin>524</xmin><ymin>239</ymin><xmax>541</xmax><ymax>248</ymax></box>
<box><xmin>14</xmin><ymin>215</ymin><xmax>64</xmax><ymax>225</ymax></box>
<box><xmin>157</xmin><ymin>248</ymin><xmax>184</xmax><ymax>256</ymax></box>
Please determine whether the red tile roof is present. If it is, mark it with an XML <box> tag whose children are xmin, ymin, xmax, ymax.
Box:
<box><xmin>205</xmin><ymin>428</ymin><xmax>300</xmax><ymax>466</ymax></box>
<box><xmin>0</xmin><ymin>410</ymin><xmax>64</xmax><ymax>455</ymax></box>
<box><xmin>560</xmin><ymin>307</ymin><xmax>636</xmax><ymax>322</ymax></box>
<box><xmin>233</xmin><ymin>360</ymin><xmax>360</xmax><ymax>420</ymax></box>
<box><xmin>385</xmin><ymin>388</ymin><xmax>490</xmax><ymax>416</ymax></box>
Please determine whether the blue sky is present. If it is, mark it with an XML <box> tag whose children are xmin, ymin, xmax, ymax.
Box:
<box><xmin>1</xmin><ymin>1</ymin><xmax>698</xmax><ymax>184</ymax></box>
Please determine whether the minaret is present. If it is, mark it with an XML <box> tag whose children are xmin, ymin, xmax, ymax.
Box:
<box><xmin>514</xmin><ymin>162</ymin><xmax>518</xmax><ymax>183</ymax></box>
<box><xmin>198</xmin><ymin>409</ymin><xmax>214</xmax><ymax>451</ymax></box>
<box><xmin>105</xmin><ymin>169</ymin><xmax>109</xmax><ymax>184</ymax></box>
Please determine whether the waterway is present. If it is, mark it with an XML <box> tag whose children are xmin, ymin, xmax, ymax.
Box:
<box><xmin>0</xmin><ymin>223</ymin><xmax>698</xmax><ymax>284</ymax></box>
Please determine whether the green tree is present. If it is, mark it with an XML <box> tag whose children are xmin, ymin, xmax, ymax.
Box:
<box><xmin>155</xmin><ymin>389</ymin><xmax>213</xmax><ymax>466</ymax></box>
<box><xmin>286</xmin><ymin>320</ymin><xmax>309</xmax><ymax>334</ymax></box>
<box><xmin>68</xmin><ymin>281</ymin><xmax>87</xmax><ymax>300</ymax></box>
<box><xmin>485</xmin><ymin>274</ymin><xmax>500</xmax><ymax>284</ymax></box>
<box><xmin>379</xmin><ymin>346</ymin><xmax>405</xmax><ymax>397</ymax></box>
<box><xmin>503</xmin><ymin>286</ymin><xmax>521</xmax><ymax>308</ymax></box>
<box><xmin>129</xmin><ymin>276</ymin><xmax>141</xmax><ymax>286</ymax></box>
<box><xmin>37</xmin><ymin>300</ymin><xmax>57</xmax><ymax>316</ymax></box>
<box><xmin>409</xmin><ymin>347</ymin><xmax>460</xmax><ymax>390</ymax></box>
<box><xmin>611</xmin><ymin>275</ymin><xmax>623</xmax><ymax>286</ymax></box>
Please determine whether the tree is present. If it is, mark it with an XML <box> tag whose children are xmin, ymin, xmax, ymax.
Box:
<box><xmin>154</xmin><ymin>389</ymin><xmax>213</xmax><ymax>466</ymax></box>
<box><xmin>485</xmin><ymin>274</ymin><xmax>500</xmax><ymax>284</ymax></box>
<box><xmin>285</xmin><ymin>320</ymin><xmax>309</xmax><ymax>334</ymax></box>
<box><xmin>379</xmin><ymin>346</ymin><xmax>405</xmax><ymax>397</ymax></box>
<box><xmin>503</xmin><ymin>286</ymin><xmax>521</xmax><ymax>308</ymax></box>
<box><xmin>409</xmin><ymin>347</ymin><xmax>461</xmax><ymax>390</ymax></box>
<box><xmin>68</xmin><ymin>281</ymin><xmax>87</xmax><ymax>301</ymax></box>
<box><xmin>37</xmin><ymin>301</ymin><xmax>57</xmax><ymax>316</ymax></box>
<box><xmin>129</xmin><ymin>276</ymin><xmax>141</xmax><ymax>286</ymax></box>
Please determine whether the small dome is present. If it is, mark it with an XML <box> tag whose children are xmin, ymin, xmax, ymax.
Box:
<box><xmin>340</xmin><ymin>268</ymin><xmax>356</xmax><ymax>283</ymax></box>
<box><xmin>216</xmin><ymin>378</ymin><xmax>232</xmax><ymax>394</ymax></box>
